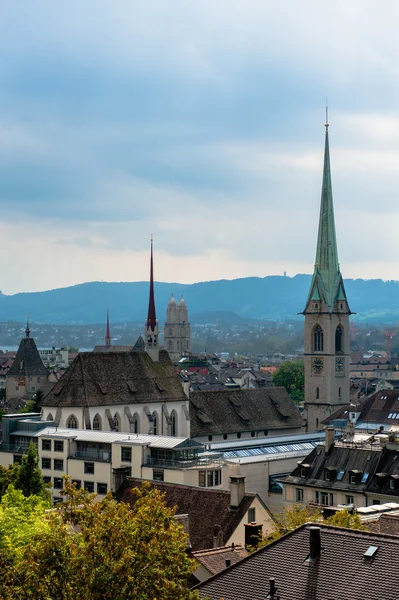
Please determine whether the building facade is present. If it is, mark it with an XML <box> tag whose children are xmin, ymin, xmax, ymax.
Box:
<box><xmin>164</xmin><ymin>295</ymin><xmax>190</xmax><ymax>359</ymax></box>
<box><xmin>303</xmin><ymin>122</ymin><xmax>352</xmax><ymax>432</ymax></box>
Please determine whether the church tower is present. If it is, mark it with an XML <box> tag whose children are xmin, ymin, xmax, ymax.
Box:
<box><xmin>144</xmin><ymin>237</ymin><xmax>159</xmax><ymax>361</ymax></box>
<box><xmin>164</xmin><ymin>294</ymin><xmax>191</xmax><ymax>358</ymax></box>
<box><xmin>303</xmin><ymin>118</ymin><xmax>352</xmax><ymax>432</ymax></box>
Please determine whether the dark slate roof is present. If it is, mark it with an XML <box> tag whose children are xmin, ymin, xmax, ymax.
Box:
<box><xmin>117</xmin><ymin>478</ymin><xmax>256</xmax><ymax>551</ymax></box>
<box><xmin>323</xmin><ymin>389</ymin><xmax>399</xmax><ymax>426</ymax></box>
<box><xmin>7</xmin><ymin>337</ymin><xmax>48</xmax><ymax>377</ymax></box>
<box><xmin>42</xmin><ymin>349</ymin><xmax>186</xmax><ymax>408</ymax></box>
<box><xmin>190</xmin><ymin>388</ymin><xmax>303</xmax><ymax>437</ymax></box>
<box><xmin>365</xmin><ymin>448</ymin><xmax>399</xmax><ymax>498</ymax></box>
<box><xmin>196</xmin><ymin>523</ymin><xmax>399</xmax><ymax>600</ymax></box>
<box><xmin>192</xmin><ymin>544</ymin><xmax>248</xmax><ymax>575</ymax></box>
<box><xmin>283</xmin><ymin>443</ymin><xmax>382</xmax><ymax>493</ymax></box>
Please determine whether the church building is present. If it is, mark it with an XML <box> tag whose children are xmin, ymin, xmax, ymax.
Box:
<box><xmin>164</xmin><ymin>294</ymin><xmax>190</xmax><ymax>359</ymax></box>
<box><xmin>303</xmin><ymin>119</ymin><xmax>352</xmax><ymax>432</ymax></box>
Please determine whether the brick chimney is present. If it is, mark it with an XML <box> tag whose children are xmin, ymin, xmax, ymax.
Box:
<box><xmin>345</xmin><ymin>420</ymin><xmax>355</xmax><ymax>439</ymax></box>
<box><xmin>325</xmin><ymin>427</ymin><xmax>335</xmax><ymax>454</ymax></box>
<box><xmin>230</xmin><ymin>475</ymin><xmax>246</xmax><ymax>509</ymax></box>
<box><xmin>309</xmin><ymin>526</ymin><xmax>321</xmax><ymax>560</ymax></box>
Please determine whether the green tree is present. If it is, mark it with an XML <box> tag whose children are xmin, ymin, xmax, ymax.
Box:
<box><xmin>325</xmin><ymin>509</ymin><xmax>366</xmax><ymax>530</ymax></box>
<box><xmin>14</xmin><ymin>442</ymin><xmax>49</xmax><ymax>500</ymax></box>
<box><xmin>0</xmin><ymin>478</ymin><xmax>199</xmax><ymax>600</ymax></box>
<box><xmin>273</xmin><ymin>360</ymin><xmax>305</xmax><ymax>403</ymax></box>
<box><xmin>0</xmin><ymin>463</ymin><xmax>20</xmax><ymax>500</ymax></box>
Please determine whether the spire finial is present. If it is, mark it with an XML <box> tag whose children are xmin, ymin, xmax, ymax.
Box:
<box><xmin>105</xmin><ymin>308</ymin><xmax>111</xmax><ymax>348</ymax></box>
<box><xmin>26</xmin><ymin>315</ymin><xmax>30</xmax><ymax>339</ymax></box>
<box><xmin>146</xmin><ymin>236</ymin><xmax>157</xmax><ymax>331</ymax></box>
<box><xmin>325</xmin><ymin>100</ymin><xmax>329</xmax><ymax>131</ymax></box>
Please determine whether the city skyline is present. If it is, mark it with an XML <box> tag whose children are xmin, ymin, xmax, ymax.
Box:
<box><xmin>1</xmin><ymin>1</ymin><xmax>399</xmax><ymax>293</ymax></box>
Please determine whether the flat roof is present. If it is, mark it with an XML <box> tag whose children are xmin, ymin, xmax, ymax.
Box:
<box><xmin>10</xmin><ymin>427</ymin><xmax>202</xmax><ymax>450</ymax></box>
<box><xmin>208</xmin><ymin>431</ymin><xmax>329</xmax><ymax>452</ymax></box>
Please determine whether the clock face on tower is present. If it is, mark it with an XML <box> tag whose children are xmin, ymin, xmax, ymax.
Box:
<box><xmin>312</xmin><ymin>358</ymin><xmax>324</xmax><ymax>374</ymax></box>
<box><xmin>335</xmin><ymin>358</ymin><xmax>344</xmax><ymax>373</ymax></box>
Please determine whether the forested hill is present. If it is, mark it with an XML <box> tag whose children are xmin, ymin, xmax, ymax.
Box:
<box><xmin>1</xmin><ymin>275</ymin><xmax>399</xmax><ymax>324</ymax></box>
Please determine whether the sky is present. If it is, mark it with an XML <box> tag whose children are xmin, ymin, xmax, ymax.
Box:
<box><xmin>1</xmin><ymin>1</ymin><xmax>399</xmax><ymax>294</ymax></box>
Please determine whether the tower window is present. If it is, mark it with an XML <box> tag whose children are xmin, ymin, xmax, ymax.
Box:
<box><xmin>316</xmin><ymin>387</ymin><xmax>320</xmax><ymax>399</ymax></box>
<box><xmin>338</xmin><ymin>386</ymin><xmax>341</xmax><ymax>399</ymax></box>
<box><xmin>170</xmin><ymin>410</ymin><xmax>177</xmax><ymax>436</ymax></box>
<box><xmin>313</xmin><ymin>325</ymin><xmax>324</xmax><ymax>352</ymax></box>
<box><xmin>335</xmin><ymin>325</ymin><xmax>343</xmax><ymax>353</ymax></box>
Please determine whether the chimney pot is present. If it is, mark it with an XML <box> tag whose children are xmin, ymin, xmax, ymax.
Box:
<box><xmin>230</xmin><ymin>475</ymin><xmax>246</xmax><ymax>509</ymax></box>
<box><xmin>309</xmin><ymin>526</ymin><xmax>321</xmax><ymax>560</ymax></box>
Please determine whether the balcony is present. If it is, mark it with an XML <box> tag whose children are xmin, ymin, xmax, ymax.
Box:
<box><xmin>0</xmin><ymin>444</ymin><xmax>29</xmax><ymax>454</ymax></box>
<box><xmin>146</xmin><ymin>455</ymin><xmax>224</xmax><ymax>470</ymax></box>
<box><xmin>69</xmin><ymin>449</ymin><xmax>111</xmax><ymax>463</ymax></box>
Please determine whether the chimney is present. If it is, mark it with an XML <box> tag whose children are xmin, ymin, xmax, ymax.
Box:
<box><xmin>230</xmin><ymin>475</ymin><xmax>245</xmax><ymax>509</ymax></box>
<box><xmin>345</xmin><ymin>420</ymin><xmax>355</xmax><ymax>439</ymax></box>
<box><xmin>213</xmin><ymin>524</ymin><xmax>223</xmax><ymax>548</ymax></box>
<box><xmin>267</xmin><ymin>578</ymin><xmax>277</xmax><ymax>599</ymax></box>
<box><xmin>309</xmin><ymin>526</ymin><xmax>321</xmax><ymax>560</ymax></box>
<box><xmin>325</xmin><ymin>427</ymin><xmax>335</xmax><ymax>454</ymax></box>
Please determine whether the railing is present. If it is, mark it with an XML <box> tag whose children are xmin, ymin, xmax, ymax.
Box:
<box><xmin>69</xmin><ymin>449</ymin><xmax>111</xmax><ymax>463</ymax></box>
<box><xmin>0</xmin><ymin>444</ymin><xmax>30</xmax><ymax>454</ymax></box>
<box><xmin>146</xmin><ymin>456</ymin><xmax>224</xmax><ymax>469</ymax></box>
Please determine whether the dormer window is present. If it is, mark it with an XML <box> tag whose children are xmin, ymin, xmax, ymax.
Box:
<box><xmin>390</xmin><ymin>475</ymin><xmax>399</xmax><ymax>490</ymax></box>
<box><xmin>375</xmin><ymin>473</ymin><xmax>388</xmax><ymax>488</ymax></box>
<box><xmin>300</xmin><ymin>464</ymin><xmax>311</xmax><ymax>478</ymax></box>
<box><xmin>324</xmin><ymin>466</ymin><xmax>337</xmax><ymax>481</ymax></box>
<box><xmin>350</xmin><ymin>470</ymin><xmax>362</xmax><ymax>485</ymax></box>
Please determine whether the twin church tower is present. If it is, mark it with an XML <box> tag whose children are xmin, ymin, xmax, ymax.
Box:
<box><xmin>303</xmin><ymin>119</ymin><xmax>351</xmax><ymax>431</ymax></box>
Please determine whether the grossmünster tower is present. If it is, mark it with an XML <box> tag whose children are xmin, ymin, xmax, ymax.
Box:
<box><xmin>303</xmin><ymin>119</ymin><xmax>352</xmax><ymax>432</ymax></box>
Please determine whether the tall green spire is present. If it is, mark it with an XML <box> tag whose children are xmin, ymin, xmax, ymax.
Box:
<box><xmin>305</xmin><ymin>120</ymin><xmax>350</xmax><ymax>313</ymax></box>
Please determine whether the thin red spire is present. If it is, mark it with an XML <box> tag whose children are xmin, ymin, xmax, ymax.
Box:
<box><xmin>105</xmin><ymin>309</ymin><xmax>111</xmax><ymax>348</ymax></box>
<box><xmin>146</xmin><ymin>236</ymin><xmax>157</xmax><ymax>331</ymax></box>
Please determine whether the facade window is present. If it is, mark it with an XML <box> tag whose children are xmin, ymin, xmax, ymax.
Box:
<box><xmin>42</xmin><ymin>439</ymin><xmax>51</xmax><ymax>451</ymax></box>
<box><xmin>153</xmin><ymin>470</ymin><xmax>164</xmax><ymax>482</ymax></box>
<box><xmin>316</xmin><ymin>387</ymin><xmax>319</xmax><ymax>399</ymax></box>
<box><xmin>223</xmin><ymin>434</ymin><xmax>228</xmax><ymax>440</ymax></box>
<box><xmin>47</xmin><ymin>413</ymin><xmax>54</xmax><ymax>422</ymax></box>
<box><xmin>131</xmin><ymin>413</ymin><xmax>139</xmax><ymax>434</ymax></box>
<box><xmin>296</xmin><ymin>488</ymin><xmax>304</xmax><ymax>502</ymax></box>
<box><xmin>84</xmin><ymin>462</ymin><xmax>95</xmax><ymax>474</ymax></box>
<box><xmin>335</xmin><ymin>325</ymin><xmax>343</xmax><ymax>353</ymax></box>
<box><xmin>350</xmin><ymin>474</ymin><xmax>356</xmax><ymax>484</ymax></box>
<box><xmin>152</xmin><ymin>412</ymin><xmax>158</xmax><ymax>435</ymax></box>
<box><xmin>41</xmin><ymin>457</ymin><xmax>51</xmax><ymax>470</ymax></box>
<box><xmin>84</xmin><ymin>481</ymin><xmax>95</xmax><ymax>493</ymax></box>
<box><xmin>373</xmin><ymin>499</ymin><xmax>381</xmax><ymax>505</ymax></box>
<box><xmin>248</xmin><ymin>508</ymin><xmax>256</xmax><ymax>523</ymax></box>
<box><xmin>208</xmin><ymin>435</ymin><xmax>213</xmax><ymax>442</ymax></box>
<box><xmin>54</xmin><ymin>459</ymin><xmax>64</xmax><ymax>471</ymax></box>
<box><xmin>54</xmin><ymin>440</ymin><xmax>64</xmax><ymax>452</ymax></box>
<box><xmin>237</xmin><ymin>432</ymin><xmax>241</xmax><ymax>439</ymax></box>
<box><xmin>313</xmin><ymin>325</ymin><xmax>324</xmax><ymax>352</ymax></box>
<box><xmin>315</xmin><ymin>491</ymin><xmax>320</xmax><ymax>503</ymax></box>
<box><xmin>320</xmin><ymin>492</ymin><xmax>328</xmax><ymax>505</ymax></box>
<box><xmin>43</xmin><ymin>476</ymin><xmax>51</xmax><ymax>484</ymax></box>
<box><xmin>338</xmin><ymin>387</ymin><xmax>341</xmax><ymax>399</ymax></box>
<box><xmin>251</xmin><ymin>431</ymin><xmax>255</xmax><ymax>437</ymax></box>
<box><xmin>329</xmin><ymin>493</ymin><xmax>334</xmax><ymax>506</ymax></box>
<box><xmin>67</xmin><ymin>415</ymin><xmax>78</xmax><ymax>429</ymax></box>
<box><xmin>72</xmin><ymin>480</ymin><xmax>81</xmax><ymax>489</ymax></box>
<box><xmin>113</xmin><ymin>413</ymin><xmax>120</xmax><ymax>432</ymax></box>
<box><xmin>97</xmin><ymin>483</ymin><xmax>108</xmax><ymax>495</ymax></box>
<box><xmin>13</xmin><ymin>455</ymin><xmax>22</xmax><ymax>464</ymax></box>
<box><xmin>199</xmin><ymin>469</ymin><xmax>222</xmax><ymax>487</ymax></box>
<box><xmin>345</xmin><ymin>495</ymin><xmax>354</xmax><ymax>504</ymax></box>
<box><xmin>121</xmin><ymin>447</ymin><xmax>132</xmax><ymax>462</ymax></box>
<box><xmin>53</xmin><ymin>478</ymin><xmax>63</xmax><ymax>489</ymax></box>
<box><xmin>93</xmin><ymin>414</ymin><xmax>102</xmax><ymax>431</ymax></box>
<box><xmin>170</xmin><ymin>410</ymin><xmax>177</xmax><ymax>436</ymax></box>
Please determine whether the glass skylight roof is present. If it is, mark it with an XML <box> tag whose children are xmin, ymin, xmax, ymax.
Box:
<box><xmin>222</xmin><ymin>441</ymin><xmax>317</xmax><ymax>459</ymax></box>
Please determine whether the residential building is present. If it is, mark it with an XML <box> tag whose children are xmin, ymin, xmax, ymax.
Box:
<box><xmin>164</xmin><ymin>294</ymin><xmax>190</xmax><ymax>358</ymax></box>
<box><xmin>303</xmin><ymin>121</ymin><xmax>352</xmax><ymax>432</ymax></box>
<box><xmin>196</xmin><ymin>523</ymin><xmax>399</xmax><ymax>600</ymax></box>
<box><xmin>38</xmin><ymin>347</ymin><xmax>69</xmax><ymax>369</ymax></box>
<box><xmin>191</xmin><ymin>545</ymin><xmax>248</xmax><ymax>584</ymax></box>
<box><xmin>117</xmin><ymin>475</ymin><xmax>275</xmax><ymax>551</ymax></box>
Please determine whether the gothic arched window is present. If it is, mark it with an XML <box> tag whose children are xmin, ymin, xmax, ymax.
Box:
<box><xmin>93</xmin><ymin>414</ymin><xmax>102</xmax><ymax>430</ymax></box>
<box><xmin>131</xmin><ymin>413</ymin><xmax>139</xmax><ymax>434</ymax></box>
<box><xmin>152</xmin><ymin>411</ymin><xmax>158</xmax><ymax>435</ymax></box>
<box><xmin>47</xmin><ymin>413</ymin><xmax>54</xmax><ymax>422</ymax></box>
<box><xmin>67</xmin><ymin>414</ymin><xmax>78</xmax><ymax>429</ymax></box>
<box><xmin>114</xmin><ymin>413</ymin><xmax>120</xmax><ymax>432</ymax></box>
<box><xmin>313</xmin><ymin>325</ymin><xmax>324</xmax><ymax>352</ymax></box>
<box><xmin>335</xmin><ymin>325</ymin><xmax>343</xmax><ymax>353</ymax></box>
<box><xmin>170</xmin><ymin>410</ymin><xmax>177</xmax><ymax>436</ymax></box>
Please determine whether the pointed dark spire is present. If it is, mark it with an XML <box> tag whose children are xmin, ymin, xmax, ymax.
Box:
<box><xmin>146</xmin><ymin>236</ymin><xmax>157</xmax><ymax>332</ymax></box>
<box><xmin>105</xmin><ymin>309</ymin><xmax>111</xmax><ymax>348</ymax></box>
<box><xmin>25</xmin><ymin>316</ymin><xmax>30</xmax><ymax>339</ymax></box>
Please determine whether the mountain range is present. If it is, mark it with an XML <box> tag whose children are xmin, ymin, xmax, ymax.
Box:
<box><xmin>1</xmin><ymin>275</ymin><xmax>399</xmax><ymax>324</ymax></box>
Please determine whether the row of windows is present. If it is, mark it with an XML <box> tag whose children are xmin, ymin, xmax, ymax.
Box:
<box><xmin>45</xmin><ymin>477</ymin><xmax>107</xmax><ymax>495</ymax></box>
<box><xmin>42</xmin><ymin>439</ymin><xmax>64</xmax><ymax>452</ymax></box>
<box><xmin>313</xmin><ymin>324</ymin><xmax>344</xmax><ymax>353</ymax></box>
<box><xmin>295</xmin><ymin>489</ymin><xmax>354</xmax><ymax>505</ymax></box>
<box><xmin>50</xmin><ymin>410</ymin><xmax>179</xmax><ymax>436</ymax></box>
<box><xmin>42</xmin><ymin>458</ymin><xmax>64</xmax><ymax>471</ymax></box>
<box><xmin>207</xmin><ymin>431</ymin><xmax>269</xmax><ymax>442</ymax></box>
<box><xmin>198</xmin><ymin>469</ymin><xmax>222</xmax><ymax>487</ymax></box>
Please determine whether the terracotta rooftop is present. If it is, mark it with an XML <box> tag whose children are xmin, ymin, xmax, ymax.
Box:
<box><xmin>192</xmin><ymin>544</ymin><xmax>248</xmax><ymax>575</ymax></box>
<box><xmin>196</xmin><ymin>523</ymin><xmax>399</xmax><ymax>600</ymax></box>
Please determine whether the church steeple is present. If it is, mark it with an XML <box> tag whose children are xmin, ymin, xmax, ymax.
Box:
<box><xmin>105</xmin><ymin>309</ymin><xmax>111</xmax><ymax>349</ymax></box>
<box><xmin>25</xmin><ymin>317</ymin><xmax>30</xmax><ymax>339</ymax></box>
<box><xmin>305</xmin><ymin>120</ymin><xmax>350</xmax><ymax>313</ymax></box>
<box><xmin>144</xmin><ymin>236</ymin><xmax>159</xmax><ymax>361</ymax></box>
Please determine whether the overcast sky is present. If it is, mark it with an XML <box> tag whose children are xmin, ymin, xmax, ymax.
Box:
<box><xmin>1</xmin><ymin>1</ymin><xmax>399</xmax><ymax>294</ymax></box>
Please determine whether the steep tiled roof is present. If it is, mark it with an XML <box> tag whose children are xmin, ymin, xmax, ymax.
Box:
<box><xmin>42</xmin><ymin>350</ymin><xmax>186</xmax><ymax>407</ymax></box>
<box><xmin>196</xmin><ymin>523</ymin><xmax>399</xmax><ymax>600</ymax></box>
<box><xmin>323</xmin><ymin>389</ymin><xmax>399</xmax><ymax>426</ymax></box>
<box><xmin>7</xmin><ymin>338</ymin><xmax>48</xmax><ymax>377</ymax></box>
<box><xmin>283</xmin><ymin>443</ymin><xmax>382</xmax><ymax>493</ymax></box>
<box><xmin>190</xmin><ymin>388</ymin><xmax>303</xmax><ymax>437</ymax></box>
<box><xmin>365</xmin><ymin>448</ymin><xmax>399</xmax><ymax>498</ymax></box>
<box><xmin>192</xmin><ymin>544</ymin><xmax>248</xmax><ymax>575</ymax></box>
<box><xmin>117</xmin><ymin>478</ymin><xmax>256</xmax><ymax>551</ymax></box>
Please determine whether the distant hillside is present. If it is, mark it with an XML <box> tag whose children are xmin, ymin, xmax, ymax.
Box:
<box><xmin>1</xmin><ymin>275</ymin><xmax>399</xmax><ymax>324</ymax></box>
